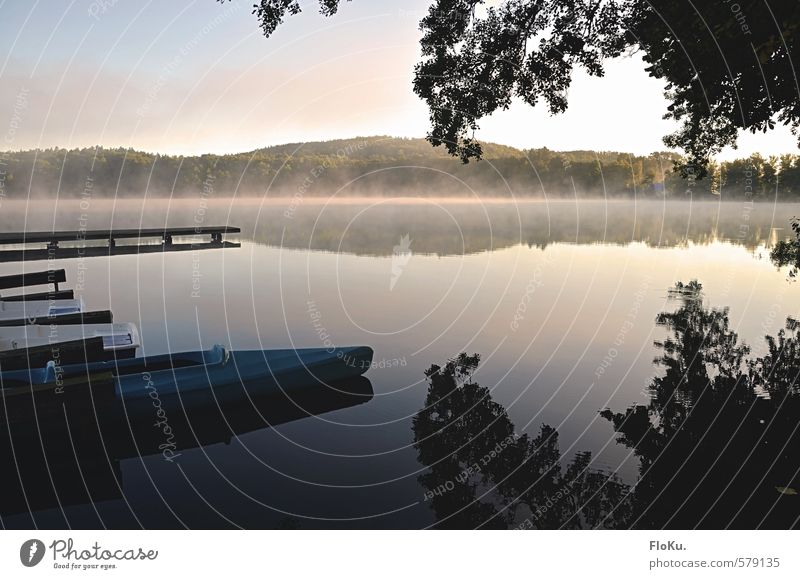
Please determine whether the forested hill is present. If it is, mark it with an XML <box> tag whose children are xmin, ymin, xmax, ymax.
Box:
<box><xmin>0</xmin><ymin>136</ymin><xmax>797</xmax><ymax>199</ymax></box>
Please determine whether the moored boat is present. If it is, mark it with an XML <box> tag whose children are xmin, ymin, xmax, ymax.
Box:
<box><xmin>0</xmin><ymin>322</ymin><xmax>140</xmax><ymax>359</ymax></box>
<box><xmin>0</xmin><ymin>344</ymin><xmax>374</xmax><ymax>404</ymax></box>
<box><xmin>0</xmin><ymin>297</ymin><xmax>84</xmax><ymax>321</ymax></box>
<box><xmin>0</xmin><ymin>310</ymin><xmax>113</xmax><ymax>327</ymax></box>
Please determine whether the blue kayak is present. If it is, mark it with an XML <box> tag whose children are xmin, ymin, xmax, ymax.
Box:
<box><xmin>0</xmin><ymin>345</ymin><xmax>374</xmax><ymax>401</ymax></box>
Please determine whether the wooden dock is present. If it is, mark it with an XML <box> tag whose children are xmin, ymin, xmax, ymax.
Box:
<box><xmin>0</xmin><ymin>226</ymin><xmax>239</xmax><ymax>247</ymax></box>
<box><xmin>0</xmin><ymin>226</ymin><xmax>240</xmax><ymax>263</ymax></box>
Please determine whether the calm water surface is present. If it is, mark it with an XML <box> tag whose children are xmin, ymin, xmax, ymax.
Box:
<box><xmin>1</xmin><ymin>199</ymin><xmax>798</xmax><ymax>529</ymax></box>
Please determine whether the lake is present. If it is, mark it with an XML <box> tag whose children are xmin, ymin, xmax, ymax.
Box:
<box><xmin>1</xmin><ymin>198</ymin><xmax>799</xmax><ymax>529</ymax></box>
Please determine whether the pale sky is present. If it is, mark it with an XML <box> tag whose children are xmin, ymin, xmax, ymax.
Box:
<box><xmin>0</xmin><ymin>0</ymin><xmax>796</xmax><ymax>158</ymax></box>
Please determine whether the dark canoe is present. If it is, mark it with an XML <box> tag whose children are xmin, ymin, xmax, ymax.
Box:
<box><xmin>1</xmin><ymin>344</ymin><xmax>374</xmax><ymax>403</ymax></box>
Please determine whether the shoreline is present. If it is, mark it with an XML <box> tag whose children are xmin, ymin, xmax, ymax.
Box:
<box><xmin>1</xmin><ymin>196</ymin><xmax>799</xmax><ymax>206</ymax></box>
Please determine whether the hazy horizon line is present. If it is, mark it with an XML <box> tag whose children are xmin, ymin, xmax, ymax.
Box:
<box><xmin>0</xmin><ymin>134</ymin><xmax>706</xmax><ymax>159</ymax></box>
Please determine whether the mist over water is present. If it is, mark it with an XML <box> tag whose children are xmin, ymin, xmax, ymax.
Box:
<box><xmin>2</xmin><ymin>197</ymin><xmax>794</xmax><ymax>255</ymax></box>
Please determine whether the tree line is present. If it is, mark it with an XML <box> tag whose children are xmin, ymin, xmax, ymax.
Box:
<box><xmin>1</xmin><ymin>137</ymin><xmax>798</xmax><ymax>199</ymax></box>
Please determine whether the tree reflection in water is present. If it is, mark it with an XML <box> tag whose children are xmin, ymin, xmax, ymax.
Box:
<box><xmin>414</xmin><ymin>282</ymin><xmax>800</xmax><ymax>529</ymax></box>
<box><xmin>771</xmin><ymin>218</ymin><xmax>800</xmax><ymax>279</ymax></box>
<box><xmin>413</xmin><ymin>354</ymin><xmax>631</xmax><ymax>529</ymax></box>
<box><xmin>603</xmin><ymin>281</ymin><xmax>800</xmax><ymax>529</ymax></box>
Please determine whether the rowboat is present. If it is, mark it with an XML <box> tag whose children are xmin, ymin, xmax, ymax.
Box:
<box><xmin>0</xmin><ymin>297</ymin><xmax>84</xmax><ymax>321</ymax></box>
<box><xmin>0</xmin><ymin>344</ymin><xmax>374</xmax><ymax>404</ymax></box>
<box><xmin>0</xmin><ymin>310</ymin><xmax>113</xmax><ymax>327</ymax></box>
<box><xmin>0</xmin><ymin>322</ymin><xmax>140</xmax><ymax>359</ymax></box>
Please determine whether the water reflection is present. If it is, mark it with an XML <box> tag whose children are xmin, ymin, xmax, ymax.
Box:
<box><xmin>602</xmin><ymin>282</ymin><xmax>800</xmax><ymax>529</ymax></box>
<box><xmin>0</xmin><ymin>377</ymin><xmax>373</xmax><ymax>521</ymax></box>
<box><xmin>265</xmin><ymin>201</ymin><xmax>788</xmax><ymax>255</ymax></box>
<box><xmin>0</xmin><ymin>199</ymin><xmax>794</xmax><ymax>257</ymax></box>
<box><xmin>770</xmin><ymin>218</ymin><xmax>800</xmax><ymax>278</ymax></box>
<box><xmin>413</xmin><ymin>354</ymin><xmax>630</xmax><ymax>529</ymax></box>
<box><xmin>415</xmin><ymin>282</ymin><xmax>800</xmax><ymax>529</ymax></box>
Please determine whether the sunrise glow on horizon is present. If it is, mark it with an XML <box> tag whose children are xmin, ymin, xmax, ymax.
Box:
<box><xmin>0</xmin><ymin>0</ymin><xmax>796</xmax><ymax>159</ymax></box>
